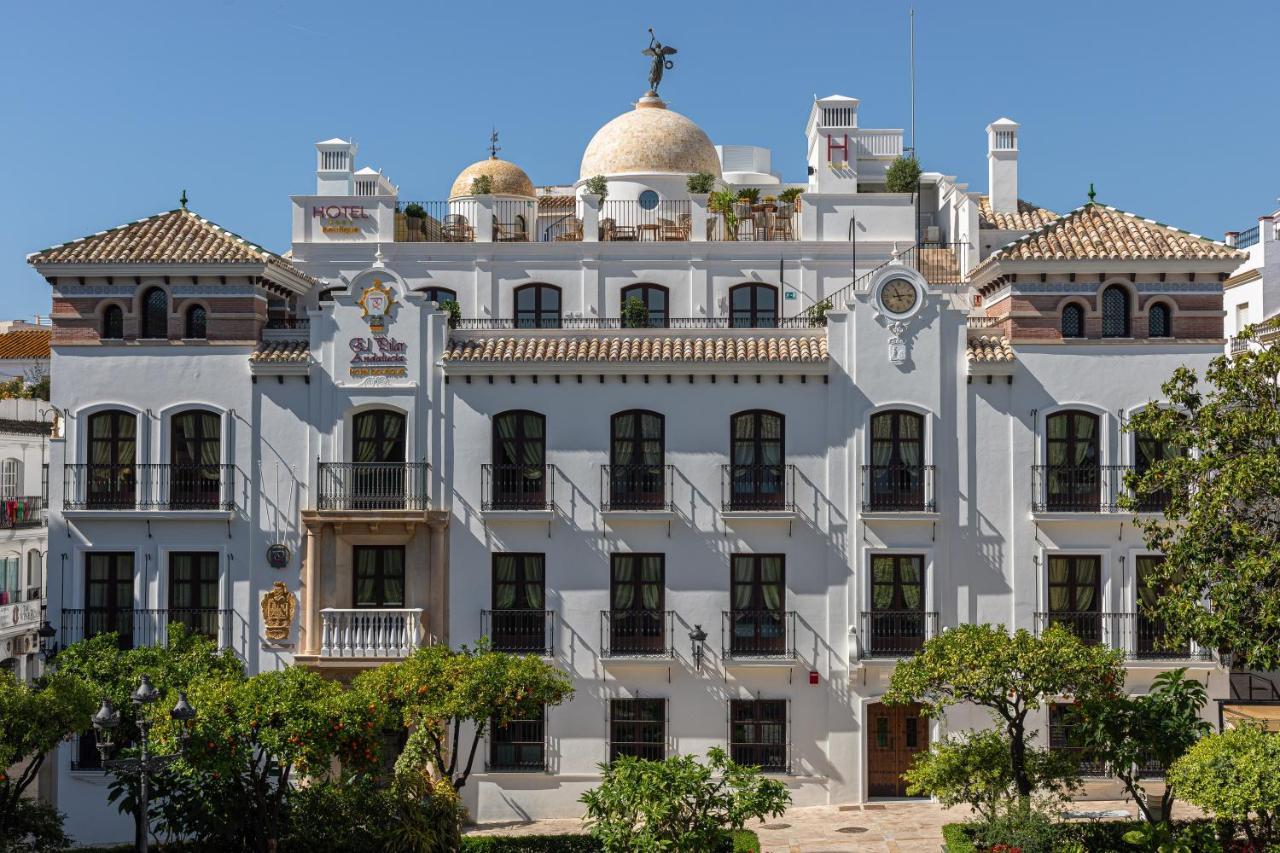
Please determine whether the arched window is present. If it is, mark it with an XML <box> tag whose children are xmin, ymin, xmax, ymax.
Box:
<box><xmin>318</xmin><ymin>288</ymin><xmax>342</xmax><ymax>303</ymax></box>
<box><xmin>1101</xmin><ymin>286</ymin><xmax>1130</xmax><ymax>338</ymax></box>
<box><xmin>491</xmin><ymin>410</ymin><xmax>547</xmax><ymax>509</ymax></box>
<box><xmin>620</xmin><ymin>284</ymin><xmax>669</xmax><ymax>328</ymax></box>
<box><xmin>1060</xmin><ymin>303</ymin><xmax>1084</xmax><ymax>339</ymax></box>
<box><xmin>350</xmin><ymin>410</ymin><xmax>407</xmax><ymax>510</ymax></box>
<box><xmin>140</xmin><ymin>288</ymin><xmax>168</xmax><ymax>339</ymax></box>
<box><xmin>101</xmin><ymin>305</ymin><xmax>124</xmax><ymax>340</ymax></box>
<box><xmin>729</xmin><ymin>410</ymin><xmax>785</xmax><ymax>510</ymax></box>
<box><xmin>1148</xmin><ymin>303</ymin><xmax>1171</xmax><ymax>338</ymax></box>
<box><xmin>514</xmin><ymin>284</ymin><xmax>561</xmax><ymax>329</ymax></box>
<box><xmin>171</xmin><ymin>410</ymin><xmax>221</xmax><ymax>508</ymax></box>
<box><xmin>185</xmin><ymin>305</ymin><xmax>207</xmax><ymax>339</ymax></box>
<box><xmin>86</xmin><ymin>410</ymin><xmax>137</xmax><ymax>508</ymax></box>
<box><xmin>416</xmin><ymin>287</ymin><xmax>458</xmax><ymax>305</ymax></box>
<box><xmin>610</xmin><ymin>410</ymin><xmax>665</xmax><ymax>508</ymax></box>
<box><xmin>729</xmin><ymin>283</ymin><xmax>778</xmax><ymax>328</ymax></box>
<box><xmin>0</xmin><ymin>458</ymin><xmax>20</xmax><ymax>498</ymax></box>
<box><xmin>1043</xmin><ymin>410</ymin><xmax>1101</xmax><ymax>511</ymax></box>
<box><xmin>867</xmin><ymin>410</ymin><xmax>926</xmax><ymax>510</ymax></box>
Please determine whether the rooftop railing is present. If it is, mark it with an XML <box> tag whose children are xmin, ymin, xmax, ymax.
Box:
<box><xmin>1235</xmin><ymin>225</ymin><xmax>1261</xmax><ymax>249</ymax></box>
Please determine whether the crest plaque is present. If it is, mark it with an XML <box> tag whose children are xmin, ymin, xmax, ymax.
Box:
<box><xmin>261</xmin><ymin>581</ymin><xmax>296</xmax><ymax>642</ymax></box>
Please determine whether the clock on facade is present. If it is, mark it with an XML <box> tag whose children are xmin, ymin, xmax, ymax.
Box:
<box><xmin>879</xmin><ymin>277</ymin><xmax>919</xmax><ymax>316</ymax></box>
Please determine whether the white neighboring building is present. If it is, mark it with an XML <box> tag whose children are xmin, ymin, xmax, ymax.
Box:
<box><xmin>1224</xmin><ymin>209</ymin><xmax>1280</xmax><ymax>351</ymax></box>
<box><xmin>28</xmin><ymin>64</ymin><xmax>1248</xmax><ymax>841</ymax></box>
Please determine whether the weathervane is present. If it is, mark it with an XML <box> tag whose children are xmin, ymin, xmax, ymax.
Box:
<box><xmin>179</xmin><ymin>189</ymin><xmax>188</xmax><ymax>210</ymax></box>
<box><xmin>642</xmin><ymin>29</ymin><xmax>677</xmax><ymax>95</ymax></box>
<box><xmin>1088</xmin><ymin>182</ymin><xmax>1096</xmax><ymax>204</ymax></box>
<box><xmin>488</xmin><ymin>128</ymin><xmax>501</xmax><ymax>159</ymax></box>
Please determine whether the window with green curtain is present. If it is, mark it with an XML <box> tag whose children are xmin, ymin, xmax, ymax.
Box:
<box><xmin>871</xmin><ymin>554</ymin><xmax>924</xmax><ymax>611</ymax></box>
<box><xmin>731</xmin><ymin>554</ymin><xmax>784</xmax><ymax>612</ymax></box>
<box><xmin>611</xmin><ymin>554</ymin><xmax>664</xmax><ymax>611</ymax></box>
<box><xmin>492</xmin><ymin>553</ymin><xmax>544</xmax><ymax>610</ymax></box>
<box><xmin>1047</xmin><ymin>555</ymin><xmax>1099</xmax><ymax>612</ymax></box>
<box><xmin>353</xmin><ymin>545</ymin><xmax>405</xmax><ymax>607</ymax></box>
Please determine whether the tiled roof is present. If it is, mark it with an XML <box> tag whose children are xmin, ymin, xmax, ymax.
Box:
<box><xmin>27</xmin><ymin>209</ymin><xmax>313</xmax><ymax>282</ymax></box>
<box><xmin>0</xmin><ymin>329</ymin><xmax>51</xmax><ymax>359</ymax></box>
<box><xmin>538</xmin><ymin>195</ymin><xmax>576</xmax><ymax>210</ymax></box>
<box><xmin>967</xmin><ymin>335</ymin><xmax>1014</xmax><ymax>363</ymax></box>
<box><xmin>249</xmin><ymin>340</ymin><xmax>311</xmax><ymax>364</ymax></box>
<box><xmin>978</xmin><ymin>196</ymin><xmax>1058</xmax><ymax>231</ymax></box>
<box><xmin>443</xmin><ymin>335</ymin><xmax>829</xmax><ymax>364</ymax></box>
<box><xmin>980</xmin><ymin>203</ymin><xmax>1243</xmax><ymax>268</ymax></box>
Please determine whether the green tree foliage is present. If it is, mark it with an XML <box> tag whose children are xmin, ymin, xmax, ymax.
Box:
<box><xmin>283</xmin><ymin>774</ymin><xmax>465</xmax><ymax>853</ymax></box>
<box><xmin>904</xmin><ymin>729</ymin><xmax>1079</xmax><ymax>821</ymax></box>
<box><xmin>778</xmin><ymin>187</ymin><xmax>803</xmax><ymax>204</ymax></box>
<box><xmin>885</xmin><ymin>155</ymin><xmax>922</xmax><ymax>193</ymax></box>
<box><xmin>1124</xmin><ymin>340</ymin><xmax>1280</xmax><ymax>669</ymax></box>
<box><xmin>1077</xmin><ymin>668</ymin><xmax>1210</xmax><ymax>824</ymax></box>
<box><xmin>353</xmin><ymin>643</ymin><xmax>573</xmax><ymax>792</ymax></box>
<box><xmin>580</xmin><ymin>748</ymin><xmax>790</xmax><ymax>852</ymax></box>
<box><xmin>621</xmin><ymin>295</ymin><xmax>650</xmax><ymax>329</ymax></box>
<box><xmin>0</xmin><ymin>671</ymin><xmax>95</xmax><ymax>837</ymax></box>
<box><xmin>584</xmin><ymin>175</ymin><xmax>609</xmax><ymax>202</ymax></box>
<box><xmin>1168</xmin><ymin>724</ymin><xmax>1280</xmax><ymax>848</ymax></box>
<box><xmin>884</xmin><ymin>623</ymin><xmax>1124</xmax><ymax>800</ymax></box>
<box><xmin>470</xmin><ymin>174</ymin><xmax>493</xmax><ymax>195</ymax></box>
<box><xmin>686</xmin><ymin>172</ymin><xmax>716</xmax><ymax>194</ymax></box>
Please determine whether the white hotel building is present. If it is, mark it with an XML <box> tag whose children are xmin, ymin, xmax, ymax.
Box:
<box><xmin>28</xmin><ymin>74</ymin><xmax>1247</xmax><ymax>841</ymax></box>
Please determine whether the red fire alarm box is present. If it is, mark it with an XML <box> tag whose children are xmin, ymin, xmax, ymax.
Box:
<box><xmin>809</xmin><ymin>670</ymin><xmax>820</xmax><ymax>685</ymax></box>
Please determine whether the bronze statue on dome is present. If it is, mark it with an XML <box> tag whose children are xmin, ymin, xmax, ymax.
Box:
<box><xmin>643</xmin><ymin>29</ymin><xmax>677</xmax><ymax>95</ymax></box>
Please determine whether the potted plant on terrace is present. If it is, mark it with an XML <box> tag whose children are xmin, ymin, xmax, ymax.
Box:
<box><xmin>779</xmin><ymin>186</ymin><xmax>803</xmax><ymax>212</ymax></box>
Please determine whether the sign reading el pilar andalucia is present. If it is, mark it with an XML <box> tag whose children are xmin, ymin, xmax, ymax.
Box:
<box><xmin>350</xmin><ymin>279</ymin><xmax>409</xmax><ymax>378</ymax></box>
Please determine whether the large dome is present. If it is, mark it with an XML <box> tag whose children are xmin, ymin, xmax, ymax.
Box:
<box><xmin>449</xmin><ymin>156</ymin><xmax>535</xmax><ymax>199</ymax></box>
<box><xmin>579</xmin><ymin>95</ymin><xmax>721</xmax><ymax>180</ymax></box>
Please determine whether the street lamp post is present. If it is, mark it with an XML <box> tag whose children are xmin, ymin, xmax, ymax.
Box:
<box><xmin>91</xmin><ymin>674</ymin><xmax>197</xmax><ymax>853</ymax></box>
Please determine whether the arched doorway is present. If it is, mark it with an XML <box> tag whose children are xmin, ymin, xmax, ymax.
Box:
<box><xmin>866</xmin><ymin>701</ymin><xmax>929</xmax><ymax>797</ymax></box>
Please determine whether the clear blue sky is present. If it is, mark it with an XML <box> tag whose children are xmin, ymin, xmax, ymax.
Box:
<box><xmin>3</xmin><ymin>0</ymin><xmax>1276</xmax><ymax>318</ymax></box>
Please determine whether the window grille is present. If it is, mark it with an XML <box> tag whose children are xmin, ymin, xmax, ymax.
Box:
<box><xmin>1102</xmin><ymin>286</ymin><xmax>1130</xmax><ymax>337</ymax></box>
<box><xmin>1148</xmin><ymin>303</ymin><xmax>1171</xmax><ymax>338</ymax></box>
<box><xmin>1060</xmin><ymin>303</ymin><xmax>1084</xmax><ymax>338</ymax></box>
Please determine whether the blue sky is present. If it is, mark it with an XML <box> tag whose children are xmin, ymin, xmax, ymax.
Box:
<box><xmin>3</xmin><ymin>0</ymin><xmax>1276</xmax><ymax>318</ymax></box>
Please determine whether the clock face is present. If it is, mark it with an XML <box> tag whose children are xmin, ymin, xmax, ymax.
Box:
<box><xmin>880</xmin><ymin>278</ymin><xmax>918</xmax><ymax>315</ymax></box>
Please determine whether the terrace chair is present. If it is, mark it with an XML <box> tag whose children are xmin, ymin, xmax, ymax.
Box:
<box><xmin>659</xmin><ymin>217</ymin><xmax>689</xmax><ymax>241</ymax></box>
<box><xmin>771</xmin><ymin>206</ymin><xmax>794</xmax><ymax>240</ymax></box>
<box><xmin>554</xmin><ymin>216</ymin><xmax>584</xmax><ymax>241</ymax></box>
<box><xmin>442</xmin><ymin>214</ymin><xmax>474</xmax><ymax>242</ymax></box>
<box><xmin>733</xmin><ymin>202</ymin><xmax>754</xmax><ymax>239</ymax></box>
<box><xmin>494</xmin><ymin>216</ymin><xmax>529</xmax><ymax>242</ymax></box>
<box><xmin>601</xmin><ymin>217</ymin><xmax>636</xmax><ymax>241</ymax></box>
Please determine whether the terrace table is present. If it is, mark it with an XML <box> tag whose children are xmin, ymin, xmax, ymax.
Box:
<box><xmin>636</xmin><ymin>223</ymin><xmax>662</xmax><ymax>241</ymax></box>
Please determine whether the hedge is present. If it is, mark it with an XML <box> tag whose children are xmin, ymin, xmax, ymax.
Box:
<box><xmin>943</xmin><ymin>819</ymin><xmax>1220</xmax><ymax>853</ymax></box>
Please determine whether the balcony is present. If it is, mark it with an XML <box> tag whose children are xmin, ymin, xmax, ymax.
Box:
<box><xmin>482</xmin><ymin>609</ymin><xmax>554</xmax><ymax>656</ymax></box>
<box><xmin>857</xmin><ymin>610</ymin><xmax>939</xmax><ymax>659</ymax></box>
<box><xmin>59</xmin><ymin>607</ymin><xmax>233</xmax><ymax>650</ymax></box>
<box><xmin>721</xmin><ymin>464</ymin><xmax>796</xmax><ymax>514</ymax></box>
<box><xmin>482</xmin><ymin>464</ymin><xmax>555</xmax><ymax>512</ymax></box>
<box><xmin>319</xmin><ymin>608</ymin><xmax>425</xmax><ymax>658</ymax></box>
<box><xmin>861</xmin><ymin>465</ymin><xmax>936</xmax><ymax>513</ymax></box>
<box><xmin>1033</xmin><ymin>611</ymin><xmax>1211</xmax><ymax>661</ymax></box>
<box><xmin>63</xmin><ymin>464</ymin><xmax>235</xmax><ymax>512</ymax></box>
<box><xmin>600</xmin><ymin>610</ymin><xmax>674</xmax><ymax>658</ymax></box>
<box><xmin>722</xmin><ymin>610</ymin><xmax>797</xmax><ymax>661</ymax></box>
<box><xmin>315</xmin><ymin>462</ymin><xmax>430</xmax><ymax>512</ymax></box>
<box><xmin>0</xmin><ymin>496</ymin><xmax>45</xmax><ymax>529</ymax></box>
<box><xmin>600</xmin><ymin>464</ymin><xmax>674</xmax><ymax>512</ymax></box>
<box><xmin>1031</xmin><ymin>465</ymin><xmax>1169</xmax><ymax>514</ymax></box>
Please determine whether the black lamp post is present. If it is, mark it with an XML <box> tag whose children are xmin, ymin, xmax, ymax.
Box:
<box><xmin>689</xmin><ymin>624</ymin><xmax>708</xmax><ymax>671</ymax></box>
<box><xmin>91</xmin><ymin>675</ymin><xmax>197</xmax><ymax>853</ymax></box>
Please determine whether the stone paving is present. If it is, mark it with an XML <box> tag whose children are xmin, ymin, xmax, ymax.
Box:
<box><xmin>466</xmin><ymin>799</ymin><xmax>1149</xmax><ymax>851</ymax></box>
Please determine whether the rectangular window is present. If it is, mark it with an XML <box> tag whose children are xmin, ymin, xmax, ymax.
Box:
<box><xmin>730</xmin><ymin>555</ymin><xmax>786</xmax><ymax>655</ymax></box>
<box><xmin>609</xmin><ymin>554</ymin><xmax>665</xmax><ymax>655</ymax></box>
<box><xmin>169</xmin><ymin>552</ymin><xmax>220</xmax><ymax>640</ymax></box>
<box><xmin>85</xmin><ymin>552</ymin><xmax>134</xmax><ymax>650</ymax></box>
<box><xmin>1045</xmin><ymin>555</ymin><xmax>1102</xmax><ymax>644</ymax></box>
<box><xmin>868</xmin><ymin>554</ymin><xmax>927</xmax><ymax>655</ymax></box>
<box><xmin>610</xmin><ymin>698</ymin><xmax>666</xmax><ymax>762</ymax></box>
<box><xmin>729</xmin><ymin>699</ymin><xmax>787</xmax><ymax>772</ymax></box>
<box><xmin>1136</xmin><ymin>555</ymin><xmax>1187</xmax><ymax>658</ymax></box>
<box><xmin>490</xmin><ymin>554</ymin><xmax>546</xmax><ymax>653</ymax></box>
<box><xmin>1049</xmin><ymin>703</ymin><xmax>1105</xmax><ymax>777</ymax></box>
<box><xmin>353</xmin><ymin>545</ymin><xmax>405</xmax><ymax>607</ymax></box>
<box><xmin>489</xmin><ymin>706</ymin><xmax>545</xmax><ymax>771</ymax></box>
<box><xmin>0</xmin><ymin>556</ymin><xmax>18</xmax><ymax>604</ymax></box>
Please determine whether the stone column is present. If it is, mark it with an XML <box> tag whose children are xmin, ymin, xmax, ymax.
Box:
<box><xmin>689</xmin><ymin>193</ymin><xmax>709</xmax><ymax>242</ymax></box>
<box><xmin>302</xmin><ymin>525</ymin><xmax>320</xmax><ymax>655</ymax></box>
<box><xmin>580</xmin><ymin>193</ymin><xmax>601</xmax><ymax>243</ymax></box>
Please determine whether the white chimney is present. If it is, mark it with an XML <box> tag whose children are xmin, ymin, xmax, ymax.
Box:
<box><xmin>315</xmin><ymin>138</ymin><xmax>357</xmax><ymax>195</ymax></box>
<box><xmin>986</xmin><ymin>118</ymin><xmax>1019</xmax><ymax>215</ymax></box>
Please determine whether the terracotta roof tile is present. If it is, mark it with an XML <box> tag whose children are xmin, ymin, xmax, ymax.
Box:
<box><xmin>27</xmin><ymin>209</ymin><xmax>313</xmax><ymax>282</ymax></box>
<box><xmin>967</xmin><ymin>335</ymin><xmax>1014</xmax><ymax>363</ymax></box>
<box><xmin>443</xmin><ymin>335</ymin><xmax>829</xmax><ymax>365</ymax></box>
<box><xmin>978</xmin><ymin>196</ymin><xmax>1058</xmax><ymax>231</ymax></box>
<box><xmin>249</xmin><ymin>339</ymin><xmax>311</xmax><ymax>364</ymax></box>
<box><xmin>979</xmin><ymin>203</ymin><xmax>1243</xmax><ymax>269</ymax></box>
<box><xmin>0</xmin><ymin>329</ymin><xmax>51</xmax><ymax>359</ymax></box>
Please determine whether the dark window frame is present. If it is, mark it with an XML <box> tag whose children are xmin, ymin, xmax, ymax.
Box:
<box><xmin>417</xmin><ymin>286</ymin><xmax>458</xmax><ymax>305</ymax></box>
<box><xmin>610</xmin><ymin>698</ymin><xmax>666</xmax><ymax>762</ymax></box>
<box><xmin>868</xmin><ymin>410</ymin><xmax>925</xmax><ymax>509</ymax></box>
<box><xmin>1147</xmin><ymin>302</ymin><xmax>1172</xmax><ymax>338</ymax></box>
<box><xmin>352</xmin><ymin>410</ymin><xmax>407</xmax><ymax>464</ymax></box>
<box><xmin>184</xmin><ymin>304</ymin><xmax>207</xmax><ymax>339</ymax></box>
<box><xmin>169</xmin><ymin>551</ymin><xmax>220</xmax><ymax>638</ymax></box>
<box><xmin>1060</xmin><ymin>302</ymin><xmax>1084</xmax><ymax>338</ymax></box>
<box><xmin>1102</xmin><ymin>285</ymin><xmax>1131</xmax><ymax>338</ymax></box>
<box><xmin>140</xmin><ymin>287</ymin><xmax>168</xmax><ymax>339</ymax></box>
<box><xmin>729</xmin><ymin>283</ymin><xmax>779</xmax><ymax>328</ymax></box>
<box><xmin>729</xmin><ymin>410</ymin><xmax>785</xmax><ymax>509</ymax></box>
<box><xmin>85</xmin><ymin>552</ymin><xmax>134</xmax><ymax>650</ymax></box>
<box><xmin>609</xmin><ymin>410</ymin><xmax>664</xmax><ymax>508</ymax></box>
<box><xmin>353</xmin><ymin>544</ymin><xmax>406</xmax><ymax>608</ymax></box>
<box><xmin>87</xmin><ymin>410</ymin><xmax>137</xmax><ymax>509</ymax></box>
<box><xmin>729</xmin><ymin>698</ymin><xmax>788</xmax><ymax>772</ymax></box>
<box><xmin>619</xmin><ymin>283</ymin><xmax>670</xmax><ymax>328</ymax></box>
<box><xmin>489</xmin><ymin>705</ymin><xmax>545</xmax><ymax>771</ymax></box>
<box><xmin>609</xmin><ymin>553</ymin><xmax>665</xmax><ymax>654</ymax></box>
<box><xmin>1044</xmin><ymin>409</ymin><xmax>1101</xmax><ymax>510</ymax></box>
<box><xmin>492</xmin><ymin>410</ymin><xmax>547</xmax><ymax>508</ymax></box>
<box><xmin>513</xmin><ymin>283</ymin><xmax>562</xmax><ymax>329</ymax></box>
<box><xmin>101</xmin><ymin>305</ymin><xmax>124</xmax><ymax>340</ymax></box>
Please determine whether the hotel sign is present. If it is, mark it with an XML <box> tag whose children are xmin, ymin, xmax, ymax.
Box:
<box><xmin>313</xmin><ymin>204</ymin><xmax>371</xmax><ymax>235</ymax></box>
<box><xmin>349</xmin><ymin>280</ymin><xmax>408</xmax><ymax>378</ymax></box>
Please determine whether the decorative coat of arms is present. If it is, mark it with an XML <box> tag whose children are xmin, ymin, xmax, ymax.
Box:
<box><xmin>358</xmin><ymin>279</ymin><xmax>396</xmax><ymax>333</ymax></box>
<box><xmin>887</xmin><ymin>321</ymin><xmax>908</xmax><ymax>365</ymax></box>
<box><xmin>261</xmin><ymin>581</ymin><xmax>296</xmax><ymax>642</ymax></box>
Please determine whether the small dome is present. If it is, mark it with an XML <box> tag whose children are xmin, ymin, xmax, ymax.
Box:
<box><xmin>449</xmin><ymin>156</ymin><xmax>535</xmax><ymax>199</ymax></box>
<box><xmin>580</xmin><ymin>95</ymin><xmax>721</xmax><ymax>180</ymax></box>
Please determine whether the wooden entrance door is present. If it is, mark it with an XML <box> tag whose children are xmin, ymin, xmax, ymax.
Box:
<box><xmin>867</xmin><ymin>702</ymin><xmax>928</xmax><ymax>797</ymax></box>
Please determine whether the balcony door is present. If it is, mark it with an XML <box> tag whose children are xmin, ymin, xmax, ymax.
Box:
<box><xmin>1136</xmin><ymin>555</ymin><xmax>1186</xmax><ymax>657</ymax></box>
<box><xmin>869</xmin><ymin>411</ymin><xmax>924</xmax><ymax>510</ymax></box>
<box><xmin>729</xmin><ymin>283</ymin><xmax>778</xmax><ymax>328</ymax></box>
<box><xmin>169</xmin><ymin>552</ymin><xmax>219</xmax><ymax>639</ymax></box>
<box><xmin>1134</xmin><ymin>433</ymin><xmax>1180</xmax><ymax>512</ymax></box>
<box><xmin>491</xmin><ymin>553</ymin><xmax>545</xmax><ymax>653</ymax></box>
<box><xmin>730</xmin><ymin>411</ymin><xmax>784</xmax><ymax>510</ymax></box>
<box><xmin>730</xmin><ymin>555</ymin><xmax>785</xmax><ymax>655</ymax></box>
<box><xmin>514</xmin><ymin>283</ymin><xmax>561</xmax><ymax>329</ymax></box>
<box><xmin>610</xmin><ymin>554</ymin><xmax>664</xmax><ymax>654</ymax></box>
<box><xmin>352</xmin><ymin>410</ymin><xmax>406</xmax><ymax>509</ymax></box>
<box><xmin>1047</xmin><ymin>555</ymin><xmax>1102</xmax><ymax>644</ymax></box>
<box><xmin>170</xmin><ymin>411</ymin><xmax>220</xmax><ymax>509</ymax></box>
<box><xmin>492</xmin><ymin>411</ymin><xmax>546</xmax><ymax>509</ymax></box>
<box><xmin>354</xmin><ymin>545</ymin><xmax>405</xmax><ymax>608</ymax></box>
<box><xmin>87</xmin><ymin>410</ymin><xmax>136</xmax><ymax>509</ymax></box>
<box><xmin>1045</xmin><ymin>410</ymin><xmax>1100</xmax><ymax>510</ymax></box>
<box><xmin>610</xmin><ymin>410</ymin><xmax>664</xmax><ymax>509</ymax></box>
<box><xmin>869</xmin><ymin>555</ymin><xmax>926</xmax><ymax>655</ymax></box>
<box><xmin>619</xmin><ymin>283</ymin><xmax>669</xmax><ymax>328</ymax></box>
<box><xmin>86</xmin><ymin>552</ymin><xmax>134</xmax><ymax>649</ymax></box>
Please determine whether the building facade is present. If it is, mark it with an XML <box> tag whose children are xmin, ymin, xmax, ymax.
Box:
<box><xmin>28</xmin><ymin>77</ymin><xmax>1244</xmax><ymax>841</ymax></box>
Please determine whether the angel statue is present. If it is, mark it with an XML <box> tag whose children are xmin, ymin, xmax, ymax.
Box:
<box><xmin>643</xmin><ymin>29</ymin><xmax>677</xmax><ymax>95</ymax></box>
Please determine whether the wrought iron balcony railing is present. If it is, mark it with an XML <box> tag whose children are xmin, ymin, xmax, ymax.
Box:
<box><xmin>63</xmin><ymin>464</ymin><xmax>235</xmax><ymax>511</ymax></box>
<box><xmin>721</xmin><ymin>609</ymin><xmax>796</xmax><ymax>660</ymax></box>
<box><xmin>861</xmin><ymin>465</ymin><xmax>936</xmax><ymax>512</ymax></box>
<box><xmin>482</xmin><ymin>464</ymin><xmax>555</xmax><ymax>511</ymax></box>
<box><xmin>0</xmin><ymin>496</ymin><xmax>45</xmax><ymax>528</ymax></box>
<box><xmin>600</xmin><ymin>609</ymin><xmax>674</xmax><ymax>658</ymax></box>
<box><xmin>60</xmin><ymin>607</ymin><xmax>233</xmax><ymax>650</ymax></box>
<box><xmin>601</xmin><ymin>464</ymin><xmax>673</xmax><ymax>511</ymax></box>
<box><xmin>1033</xmin><ymin>611</ymin><xmax>1210</xmax><ymax>660</ymax></box>
<box><xmin>315</xmin><ymin>462</ymin><xmax>430</xmax><ymax>511</ymax></box>
<box><xmin>482</xmin><ymin>609</ymin><xmax>554</xmax><ymax>656</ymax></box>
<box><xmin>721</xmin><ymin>464</ymin><xmax>796</xmax><ymax>512</ymax></box>
<box><xmin>857</xmin><ymin>610</ymin><xmax>939</xmax><ymax>659</ymax></box>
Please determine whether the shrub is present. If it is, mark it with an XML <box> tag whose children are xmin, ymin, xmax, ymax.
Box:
<box><xmin>470</xmin><ymin>174</ymin><xmax>493</xmax><ymax>195</ymax></box>
<box><xmin>0</xmin><ymin>798</ymin><xmax>69</xmax><ymax>853</ymax></box>
<box><xmin>778</xmin><ymin>187</ymin><xmax>803</xmax><ymax>204</ymax></box>
<box><xmin>736</xmin><ymin>188</ymin><xmax>760</xmax><ymax>204</ymax></box>
<box><xmin>686</xmin><ymin>172</ymin><xmax>716</xmax><ymax>194</ymax></box>
<box><xmin>403</xmin><ymin>202</ymin><xmax>427</xmax><ymax>219</ymax></box>
<box><xmin>885</xmin><ymin>155</ymin><xmax>922</xmax><ymax>193</ymax></box>
<box><xmin>458</xmin><ymin>831</ymin><xmax>757</xmax><ymax>852</ymax></box>
<box><xmin>439</xmin><ymin>299</ymin><xmax>462</xmax><ymax>328</ymax></box>
<box><xmin>967</xmin><ymin>807</ymin><xmax>1063</xmax><ymax>853</ymax></box>
<box><xmin>584</xmin><ymin>175</ymin><xmax>609</xmax><ymax>202</ymax></box>
<box><xmin>580</xmin><ymin>748</ymin><xmax>788</xmax><ymax>852</ymax></box>
<box><xmin>1168</xmin><ymin>723</ymin><xmax>1280</xmax><ymax>848</ymax></box>
<box><xmin>621</xmin><ymin>296</ymin><xmax>650</xmax><ymax>329</ymax></box>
